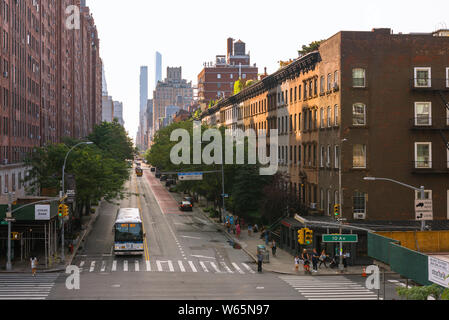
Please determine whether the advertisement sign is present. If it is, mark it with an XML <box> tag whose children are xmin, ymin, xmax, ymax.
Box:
<box><xmin>428</xmin><ymin>256</ymin><xmax>449</xmax><ymax>288</ymax></box>
<box><xmin>35</xmin><ymin>205</ymin><xmax>51</xmax><ymax>221</ymax></box>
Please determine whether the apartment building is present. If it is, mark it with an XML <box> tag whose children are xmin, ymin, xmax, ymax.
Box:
<box><xmin>0</xmin><ymin>1</ymin><xmax>102</xmax><ymax>201</ymax></box>
<box><xmin>202</xmin><ymin>28</ymin><xmax>449</xmax><ymax>226</ymax></box>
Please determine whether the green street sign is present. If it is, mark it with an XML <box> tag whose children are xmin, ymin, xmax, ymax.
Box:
<box><xmin>1</xmin><ymin>221</ymin><xmax>8</xmax><ymax>225</ymax></box>
<box><xmin>322</xmin><ymin>234</ymin><xmax>358</xmax><ymax>243</ymax></box>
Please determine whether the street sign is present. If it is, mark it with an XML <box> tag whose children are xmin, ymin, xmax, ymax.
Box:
<box><xmin>35</xmin><ymin>205</ymin><xmax>51</xmax><ymax>221</ymax></box>
<box><xmin>1</xmin><ymin>221</ymin><xmax>8</xmax><ymax>225</ymax></box>
<box><xmin>178</xmin><ymin>172</ymin><xmax>203</xmax><ymax>181</ymax></box>
<box><xmin>322</xmin><ymin>234</ymin><xmax>358</xmax><ymax>243</ymax></box>
<box><xmin>415</xmin><ymin>199</ymin><xmax>433</xmax><ymax>221</ymax></box>
<box><xmin>222</xmin><ymin>194</ymin><xmax>229</xmax><ymax>198</ymax></box>
<box><xmin>67</xmin><ymin>190</ymin><xmax>76</xmax><ymax>204</ymax></box>
<box><xmin>3</xmin><ymin>218</ymin><xmax>15</xmax><ymax>222</ymax></box>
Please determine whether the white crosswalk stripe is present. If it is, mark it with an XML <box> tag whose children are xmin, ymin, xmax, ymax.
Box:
<box><xmin>0</xmin><ymin>274</ymin><xmax>58</xmax><ymax>300</ymax></box>
<box><xmin>280</xmin><ymin>275</ymin><xmax>379</xmax><ymax>300</ymax></box>
<box><xmin>75</xmin><ymin>259</ymin><xmax>255</xmax><ymax>274</ymax></box>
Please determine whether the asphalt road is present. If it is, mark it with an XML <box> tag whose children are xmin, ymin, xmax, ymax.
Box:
<box><xmin>29</xmin><ymin>165</ymin><xmax>401</xmax><ymax>300</ymax></box>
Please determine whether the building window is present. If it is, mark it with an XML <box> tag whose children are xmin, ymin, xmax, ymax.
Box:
<box><xmin>217</xmin><ymin>74</ymin><xmax>221</xmax><ymax>79</ymax></box>
<box><xmin>334</xmin><ymin>105</ymin><xmax>339</xmax><ymax>126</ymax></box>
<box><xmin>320</xmin><ymin>189</ymin><xmax>324</xmax><ymax>210</ymax></box>
<box><xmin>242</xmin><ymin>74</ymin><xmax>246</xmax><ymax>79</ymax></box>
<box><xmin>446</xmin><ymin>67</ymin><xmax>449</xmax><ymax>88</ymax></box>
<box><xmin>320</xmin><ymin>108</ymin><xmax>324</xmax><ymax>128</ymax></box>
<box><xmin>415</xmin><ymin>142</ymin><xmax>432</xmax><ymax>168</ymax></box>
<box><xmin>327</xmin><ymin>145</ymin><xmax>331</xmax><ymax>167</ymax></box>
<box><xmin>335</xmin><ymin>190</ymin><xmax>339</xmax><ymax>205</ymax></box>
<box><xmin>353</xmin><ymin>192</ymin><xmax>366</xmax><ymax>214</ymax></box>
<box><xmin>327</xmin><ymin>106</ymin><xmax>332</xmax><ymax>127</ymax></box>
<box><xmin>414</xmin><ymin>67</ymin><xmax>431</xmax><ymax>87</ymax></box>
<box><xmin>320</xmin><ymin>145</ymin><xmax>325</xmax><ymax>167</ymax></box>
<box><xmin>334</xmin><ymin>71</ymin><xmax>339</xmax><ymax>87</ymax></box>
<box><xmin>352</xmin><ymin>68</ymin><xmax>366</xmax><ymax>87</ymax></box>
<box><xmin>415</xmin><ymin>189</ymin><xmax>432</xmax><ymax>201</ymax></box>
<box><xmin>320</xmin><ymin>76</ymin><xmax>325</xmax><ymax>93</ymax></box>
<box><xmin>327</xmin><ymin>189</ymin><xmax>332</xmax><ymax>216</ymax></box>
<box><xmin>230</xmin><ymin>74</ymin><xmax>233</xmax><ymax>79</ymax></box>
<box><xmin>327</xmin><ymin>73</ymin><xmax>332</xmax><ymax>91</ymax></box>
<box><xmin>335</xmin><ymin>145</ymin><xmax>340</xmax><ymax>169</ymax></box>
<box><xmin>415</xmin><ymin>102</ymin><xmax>432</xmax><ymax>126</ymax></box>
<box><xmin>353</xmin><ymin>144</ymin><xmax>366</xmax><ymax>168</ymax></box>
<box><xmin>353</xmin><ymin>103</ymin><xmax>366</xmax><ymax>126</ymax></box>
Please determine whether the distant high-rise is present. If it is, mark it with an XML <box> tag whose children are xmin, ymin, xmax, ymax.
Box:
<box><xmin>138</xmin><ymin>66</ymin><xmax>149</xmax><ymax>150</ymax></box>
<box><xmin>155</xmin><ymin>52</ymin><xmax>162</xmax><ymax>87</ymax></box>
<box><xmin>102</xmin><ymin>65</ymin><xmax>108</xmax><ymax>96</ymax></box>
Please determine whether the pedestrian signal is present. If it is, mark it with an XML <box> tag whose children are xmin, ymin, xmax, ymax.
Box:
<box><xmin>304</xmin><ymin>228</ymin><xmax>313</xmax><ymax>245</ymax></box>
<box><xmin>297</xmin><ymin>228</ymin><xmax>305</xmax><ymax>244</ymax></box>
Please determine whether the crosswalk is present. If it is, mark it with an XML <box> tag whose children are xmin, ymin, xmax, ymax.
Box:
<box><xmin>0</xmin><ymin>273</ymin><xmax>59</xmax><ymax>300</ymax></box>
<box><xmin>280</xmin><ymin>275</ymin><xmax>379</xmax><ymax>300</ymax></box>
<box><xmin>76</xmin><ymin>259</ymin><xmax>256</xmax><ymax>275</ymax></box>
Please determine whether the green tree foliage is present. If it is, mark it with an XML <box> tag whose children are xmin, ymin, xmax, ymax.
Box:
<box><xmin>24</xmin><ymin>122</ymin><xmax>133</xmax><ymax>216</ymax></box>
<box><xmin>396</xmin><ymin>284</ymin><xmax>449</xmax><ymax>300</ymax></box>
<box><xmin>145</xmin><ymin>121</ymin><xmax>273</xmax><ymax>222</ymax></box>
<box><xmin>233</xmin><ymin>79</ymin><xmax>244</xmax><ymax>95</ymax></box>
<box><xmin>298</xmin><ymin>40</ymin><xmax>325</xmax><ymax>56</ymax></box>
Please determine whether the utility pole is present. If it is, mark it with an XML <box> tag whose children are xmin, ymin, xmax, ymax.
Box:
<box><xmin>338</xmin><ymin>140</ymin><xmax>347</xmax><ymax>271</ymax></box>
<box><xmin>6</xmin><ymin>192</ymin><xmax>13</xmax><ymax>271</ymax></box>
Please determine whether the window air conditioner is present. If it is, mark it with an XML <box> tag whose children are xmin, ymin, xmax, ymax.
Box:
<box><xmin>310</xmin><ymin>203</ymin><xmax>317</xmax><ymax>209</ymax></box>
<box><xmin>354</xmin><ymin>213</ymin><xmax>366</xmax><ymax>220</ymax></box>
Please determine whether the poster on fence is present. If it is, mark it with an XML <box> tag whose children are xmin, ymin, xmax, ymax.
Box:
<box><xmin>428</xmin><ymin>256</ymin><xmax>449</xmax><ymax>288</ymax></box>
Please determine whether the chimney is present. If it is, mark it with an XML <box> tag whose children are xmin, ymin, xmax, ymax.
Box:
<box><xmin>227</xmin><ymin>38</ymin><xmax>234</xmax><ymax>58</ymax></box>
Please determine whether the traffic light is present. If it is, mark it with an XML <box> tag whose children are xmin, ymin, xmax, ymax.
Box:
<box><xmin>334</xmin><ymin>204</ymin><xmax>340</xmax><ymax>218</ymax></box>
<box><xmin>304</xmin><ymin>228</ymin><xmax>313</xmax><ymax>245</ymax></box>
<box><xmin>11</xmin><ymin>232</ymin><xmax>20</xmax><ymax>240</ymax></box>
<box><xmin>63</xmin><ymin>205</ymin><xmax>69</xmax><ymax>217</ymax></box>
<box><xmin>58</xmin><ymin>204</ymin><xmax>64</xmax><ymax>217</ymax></box>
<box><xmin>297</xmin><ymin>228</ymin><xmax>305</xmax><ymax>244</ymax></box>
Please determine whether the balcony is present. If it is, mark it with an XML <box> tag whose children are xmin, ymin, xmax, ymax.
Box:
<box><xmin>411</xmin><ymin>161</ymin><xmax>449</xmax><ymax>174</ymax></box>
<box><xmin>411</xmin><ymin>78</ymin><xmax>449</xmax><ymax>91</ymax></box>
<box><xmin>410</xmin><ymin>117</ymin><xmax>449</xmax><ymax>130</ymax></box>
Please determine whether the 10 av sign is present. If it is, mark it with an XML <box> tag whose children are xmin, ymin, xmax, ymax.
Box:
<box><xmin>322</xmin><ymin>234</ymin><xmax>358</xmax><ymax>243</ymax></box>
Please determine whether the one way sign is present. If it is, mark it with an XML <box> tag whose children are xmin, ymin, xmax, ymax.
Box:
<box><xmin>415</xmin><ymin>199</ymin><xmax>433</xmax><ymax>221</ymax></box>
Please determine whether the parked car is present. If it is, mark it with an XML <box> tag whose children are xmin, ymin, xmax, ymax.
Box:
<box><xmin>179</xmin><ymin>201</ymin><xmax>193</xmax><ymax>212</ymax></box>
<box><xmin>183</xmin><ymin>197</ymin><xmax>194</xmax><ymax>207</ymax></box>
<box><xmin>155</xmin><ymin>172</ymin><xmax>161</xmax><ymax>178</ymax></box>
<box><xmin>160</xmin><ymin>175</ymin><xmax>168</xmax><ymax>181</ymax></box>
<box><xmin>150</xmin><ymin>167</ymin><xmax>156</xmax><ymax>172</ymax></box>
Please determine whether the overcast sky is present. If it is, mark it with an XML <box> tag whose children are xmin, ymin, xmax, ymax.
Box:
<box><xmin>86</xmin><ymin>0</ymin><xmax>449</xmax><ymax>141</ymax></box>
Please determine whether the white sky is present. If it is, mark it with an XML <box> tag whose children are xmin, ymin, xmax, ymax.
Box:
<box><xmin>86</xmin><ymin>0</ymin><xmax>449</xmax><ymax>141</ymax></box>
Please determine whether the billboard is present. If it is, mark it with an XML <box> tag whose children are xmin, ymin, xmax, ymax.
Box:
<box><xmin>428</xmin><ymin>256</ymin><xmax>449</xmax><ymax>288</ymax></box>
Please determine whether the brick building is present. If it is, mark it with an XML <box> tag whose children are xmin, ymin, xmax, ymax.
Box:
<box><xmin>202</xmin><ymin>28</ymin><xmax>449</xmax><ymax>262</ymax></box>
<box><xmin>0</xmin><ymin>1</ymin><xmax>102</xmax><ymax>202</ymax></box>
<box><xmin>197</xmin><ymin>38</ymin><xmax>258</xmax><ymax>104</ymax></box>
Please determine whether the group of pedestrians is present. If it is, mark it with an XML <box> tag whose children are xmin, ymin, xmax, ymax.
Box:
<box><xmin>224</xmin><ymin>215</ymin><xmax>244</xmax><ymax>239</ymax></box>
<box><xmin>294</xmin><ymin>249</ymin><xmax>351</xmax><ymax>273</ymax></box>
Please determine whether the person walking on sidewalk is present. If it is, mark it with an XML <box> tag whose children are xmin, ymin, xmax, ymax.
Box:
<box><xmin>30</xmin><ymin>256</ymin><xmax>38</xmax><ymax>277</ymax></box>
<box><xmin>236</xmin><ymin>224</ymin><xmax>241</xmax><ymax>239</ymax></box>
<box><xmin>257</xmin><ymin>252</ymin><xmax>264</xmax><ymax>273</ymax></box>
<box><xmin>248</xmin><ymin>224</ymin><xmax>252</xmax><ymax>237</ymax></box>
<box><xmin>271</xmin><ymin>240</ymin><xmax>277</xmax><ymax>257</ymax></box>
<box><xmin>301</xmin><ymin>249</ymin><xmax>311</xmax><ymax>274</ymax></box>
<box><xmin>264</xmin><ymin>230</ymin><xmax>270</xmax><ymax>245</ymax></box>
<box><xmin>319</xmin><ymin>249</ymin><xmax>329</xmax><ymax>269</ymax></box>
<box><xmin>311</xmin><ymin>248</ymin><xmax>319</xmax><ymax>273</ymax></box>
<box><xmin>294</xmin><ymin>255</ymin><xmax>300</xmax><ymax>272</ymax></box>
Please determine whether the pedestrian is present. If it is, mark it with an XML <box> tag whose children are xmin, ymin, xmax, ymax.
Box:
<box><xmin>311</xmin><ymin>248</ymin><xmax>319</xmax><ymax>273</ymax></box>
<box><xmin>236</xmin><ymin>224</ymin><xmax>241</xmax><ymax>239</ymax></box>
<box><xmin>343</xmin><ymin>250</ymin><xmax>350</xmax><ymax>268</ymax></box>
<box><xmin>294</xmin><ymin>255</ymin><xmax>300</xmax><ymax>272</ymax></box>
<box><xmin>253</xmin><ymin>224</ymin><xmax>259</xmax><ymax>233</ymax></box>
<box><xmin>248</xmin><ymin>224</ymin><xmax>252</xmax><ymax>237</ymax></box>
<box><xmin>30</xmin><ymin>256</ymin><xmax>38</xmax><ymax>277</ymax></box>
<box><xmin>226</xmin><ymin>220</ymin><xmax>231</xmax><ymax>233</ymax></box>
<box><xmin>257</xmin><ymin>252</ymin><xmax>264</xmax><ymax>273</ymax></box>
<box><xmin>301</xmin><ymin>249</ymin><xmax>310</xmax><ymax>273</ymax></box>
<box><xmin>319</xmin><ymin>249</ymin><xmax>328</xmax><ymax>269</ymax></box>
<box><xmin>265</xmin><ymin>230</ymin><xmax>269</xmax><ymax>245</ymax></box>
<box><xmin>271</xmin><ymin>240</ymin><xmax>277</xmax><ymax>257</ymax></box>
<box><xmin>240</xmin><ymin>217</ymin><xmax>245</xmax><ymax>228</ymax></box>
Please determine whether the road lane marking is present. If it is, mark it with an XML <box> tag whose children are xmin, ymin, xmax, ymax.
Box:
<box><xmin>180</xmin><ymin>235</ymin><xmax>202</xmax><ymax>240</ymax></box>
<box><xmin>135</xmin><ymin>260</ymin><xmax>140</xmax><ymax>272</ymax></box>
<box><xmin>199</xmin><ymin>261</ymin><xmax>209</xmax><ymax>273</ymax></box>
<box><xmin>220</xmin><ymin>262</ymin><xmax>233</xmax><ymax>273</ymax></box>
<box><xmin>135</xmin><ymin>179</ymin><xmax>150</xmax><ymax>262</ymax></box>
<box><xmin>146</xmin><ymin>260</ymin><xmax>151</xmax><ymax>271</ymax></box>
<box><xmin>79</xmin><ymin>261</ymin><xmax>85</xmax><ymax>267</ymax></box>
<box><xmin>112</xmin><ymin>260</ymin><xmax>117</xmax><ymax>272</ymax></box>
<box><xmin>89</xmin><ymin>261</ymin><xmax>95</xmax><ymax>272</ymax></box>
<box><xmin>124</xmin><ymin>260</ymin><xmax>128</xmax><ymax>272</ymax></box>
<box><xmin>188</xmin><ymin>261</ymin><xmax>197</xmax><ymax>273</ymax></box>
<box><xmin>209</xmin><ymin>262</ymin><xmax>222</xmax><ymax>273</ymax></box>
<box><xmin>232</xmin><ymin>263</ymin><xmax>245</xmax><ymax>274</ymax></box>
<box><xmin>156</xmin><ymin>260</ymin><xmax>174</xmax><ymax>272</ymax></box>
<box><xmin>100</xmin><ymin>261</ymin><xmax>106</xmax><ymax>272</ymax></box>
<box><xmin>191</xmin><ymin>255</ymin><xmax>216</xmax><ymax>260</ymax></box>
<box><xmin>241</xmin><ymin>263</ymin><xmax>255</xmax><ymax>274</ymax></box>
<box><xmin>178</xmin><ymin>261</ymin><xmax>186</xmax><ymax>272</ymax></box>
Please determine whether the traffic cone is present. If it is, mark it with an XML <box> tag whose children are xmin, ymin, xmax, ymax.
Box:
<box><xmin>362</xmin><ymin>267</ymin><xmax>367</xmax><ymax>277</ymax></box>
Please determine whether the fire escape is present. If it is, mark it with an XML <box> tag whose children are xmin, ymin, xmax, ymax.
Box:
<box><xmin>437</xmin><ymin>91</ymin><xmax>449</xmax><ymax>151</ymax></box>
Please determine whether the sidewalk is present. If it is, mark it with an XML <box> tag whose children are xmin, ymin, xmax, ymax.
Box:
<box><xmin>0</xmin><ymin>201</ymin><xmax>102</xmax><ymax>273</ymax></box>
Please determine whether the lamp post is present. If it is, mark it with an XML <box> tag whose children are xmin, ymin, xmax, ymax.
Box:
<box><xmin>363</xmin><ymin>177</ymin><xmax>426</xmax><ymax>231</ymax></box>
<box><xmin>338</xmin><ymin>139</ymin><xmax>347</xmax><ymax>271</ymax></box>
<box><xmin>61</xmin><ymin>141</ymin><xmax>93</xmax><ymax>262</ymax></box>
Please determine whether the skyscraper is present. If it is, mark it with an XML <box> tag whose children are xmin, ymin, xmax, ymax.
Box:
<box><xmin>138</xmin><ymin>66</ymin><xmax>149</xmax><ymax>150</ymax></box>
<box><xmin>155</xmin><ymin>52</ymin><xmax>162</xmax><ymax>87</ymax></box>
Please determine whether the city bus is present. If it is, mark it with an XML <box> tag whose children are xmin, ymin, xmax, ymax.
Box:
<box><xmin>114</xmin><ymin>208</ymin><xmax>145</xmax><ymax>255</ymax></box>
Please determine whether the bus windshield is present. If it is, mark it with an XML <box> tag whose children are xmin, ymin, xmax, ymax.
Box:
<box><xmin>115</xmin><ymin>223</ymin><xmax>143</xmax><ymax>242</ymax></box>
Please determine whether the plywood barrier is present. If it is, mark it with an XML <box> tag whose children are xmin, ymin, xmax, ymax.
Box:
<box><xmin>376</xmin><ymin>231</ymin><xmax>449</xmax><ymax>253</ymax></box>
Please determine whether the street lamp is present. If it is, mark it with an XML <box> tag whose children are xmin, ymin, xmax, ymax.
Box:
<box><xmin>60</xmin><ymin>141</ymin><xmax>93</xmax><ymax>262</ymax></box>
<box><xmin>363</xmin><ymin>177</ymin><xmax>426</xmax><ymax>231</ymax></box>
